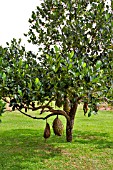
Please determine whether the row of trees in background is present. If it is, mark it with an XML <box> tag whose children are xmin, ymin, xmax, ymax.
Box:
<box><xmin>0</xmin><ymin>0</ymin><xmax>113</xmax><ymax>142</ymax></box>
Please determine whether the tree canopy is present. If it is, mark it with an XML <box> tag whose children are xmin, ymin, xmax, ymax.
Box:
<box><xmin>0</xmin><ymin>0</ymin><xmax>113</xmax><ymax>141</ymax></box>
<box><xmin>26</xmin><ymin>0</ymin><xmax>113</xmax><ymax>98</ymax></box>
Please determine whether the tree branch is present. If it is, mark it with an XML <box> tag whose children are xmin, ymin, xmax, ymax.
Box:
<box><xmin>100</xmin><ymin>97</ymin><xmax>113</xmax><ymax>103</ymax></box>
<box><xmin>31</xmin><ymin>105</ymin><xmax>53</xmax><ymax>111</ymax></box>
<box><xmin>2</xmin><ymin>97</ymin><xmax>10</xmax><ymax>103</ymax></box>
<box><xmin>16</xmin><ymin>107</ymin><xmax>70</xmax><ymax>121</ymax></box>
<box><xmin>45</xmin><ymin>96</ymin><xmax>55</xmax><ymax>106</ymax></box>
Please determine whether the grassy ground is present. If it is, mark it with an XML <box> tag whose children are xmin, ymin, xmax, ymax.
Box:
<box><xmin>0</xmin><ymin>105</ymin><xmax>113</xmax><ymax>170</ymax></box>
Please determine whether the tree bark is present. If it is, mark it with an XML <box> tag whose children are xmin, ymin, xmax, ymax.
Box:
<box><xmin>66</xmin><ymin>101</ymin><xmax>78</xmax><ymax>142</ymax></box>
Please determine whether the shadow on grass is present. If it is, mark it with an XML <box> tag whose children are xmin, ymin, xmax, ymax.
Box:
<box><xmin>0</xmin><ymin>129</ymin><xmax>63</xmax><ymax>169</ymax></box>
<box><xmin>74</xmin><ymin>130</ymin><xmax>113</xmax><ymax>149</ymax></box>
<box><xmin>0</xmin><ymin>128</ymin><xmax>113</xmax><ymax>169</ymax></box>
<box><xmin>1</xmin><ymin>128</ymin><xmax>113</xmax><ymax>149</ymax></box>
<box><xmin>0</xmin><ymin>129</ymin><xmax>62</xmax><ymax>157</ymax></box>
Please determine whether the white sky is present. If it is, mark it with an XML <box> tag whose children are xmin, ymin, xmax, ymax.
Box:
<box><xmin>0</xmin><ymin>0</ymin><xmax>41</xmax><ymax>51</ymax></box>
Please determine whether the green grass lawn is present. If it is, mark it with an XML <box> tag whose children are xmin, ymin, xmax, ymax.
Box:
<box><xmin>0</xmin><ymin>106</ymin><xmax>113</xmax><ymax>170</ymax></box>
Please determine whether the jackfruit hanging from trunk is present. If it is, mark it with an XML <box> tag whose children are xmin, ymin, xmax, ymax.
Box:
<box><xmin>55</xmin><ymin>93</ymin><xmax>64</xmax><ymax>108</ymax></box>
<box><xmin>63</xmin><ymin>97</ymin><xmax>71</xmax><ymax>113</ymax></box>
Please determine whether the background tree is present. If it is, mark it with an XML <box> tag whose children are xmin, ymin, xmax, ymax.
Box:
<box><xmin>0</xmin><ymin>0</ymin><xmax>113</xmax><ymax>142</ymax></box>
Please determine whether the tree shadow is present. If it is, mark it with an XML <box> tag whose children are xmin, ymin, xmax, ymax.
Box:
<box><xmin>0</xmin><ymin>128</ymin><xmax>113</xmax><ymax>169</ymax></box>
<box><xmin>73</xmin><ymin>130</ymin><xmax>113</xmax><ymax>149</ymax></box>
<box><xmin>0</xmin><ymin>129</ymin><xmax>64</xmax><ymax>169</ymax></box>
<box><xmin>0</xmin><ymin>129</ymin><xmax>62</xmax><ymax>158</ymax></box>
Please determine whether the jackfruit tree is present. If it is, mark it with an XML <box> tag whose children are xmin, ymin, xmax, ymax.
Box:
<box><xmin>0</xmin><ymin>0</ymin><xmax>113</xmax><ymax>142</ymax></box>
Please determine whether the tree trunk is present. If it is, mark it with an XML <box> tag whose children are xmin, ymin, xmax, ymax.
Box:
<box><xmin>66</xmin><ymin>102</ymin><xmax>78</xmax><ymax>142</ymax></box>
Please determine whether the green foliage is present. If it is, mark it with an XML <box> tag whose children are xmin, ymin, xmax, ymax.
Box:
<box><xmin>0</xmin><ymin>39</ymin><xmax>42</xmax><ymax>106</ymax></box>
<box><xmin>26</xmin><ymin>0</ymin><xmax>113</xmax><ymax>103</ymax></box>
<box><xmin>27</xmin><ymin>0</ymin><xmax>112</xmax><ymax>55</ymax></box>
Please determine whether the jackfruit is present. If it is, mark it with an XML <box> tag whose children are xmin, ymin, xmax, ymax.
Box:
<box><xmin>63</xmin><ymin>97</ymin><xmax>71</xmax><ymax>113</ymax></box>
<box><xmin>43</xmin><ymin>121</ymin><xmax>51</xmax><ymax>140</ymax></box>
<box><xmin>55</xmin><ymin>98</ymin><xmax>63</xmax><ymax>108</ymax></box>
<box><xmin>83</xmin><ymin>102</ymin><xmax>88</xmax><ymax>115</ymax></box>
<box><xmin>55</xmin><ymin>93</ymin><xmax>63</xmax><ymax>108</ymax></box>
<box><xmin>52</xmin><ymin>115</ymin><xmax>64</xmax><ymax>136</ymax></box>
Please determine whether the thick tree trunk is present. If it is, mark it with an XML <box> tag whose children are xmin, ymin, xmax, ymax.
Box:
<box><xmin>66</xmin><ymin>102</ymin><xmax>78</xmax><ymax>142</ymax></box>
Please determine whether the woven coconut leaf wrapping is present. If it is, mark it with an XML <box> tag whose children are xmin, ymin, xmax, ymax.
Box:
<box><xmin>52</xmin><ymin>116</ymin><xmax>64</xmax><ymax>136</ymax></box>
<box><xmin>43</xmin><ymin>122</ymin><xmax>51</xmax><ymax>139</ymax></box>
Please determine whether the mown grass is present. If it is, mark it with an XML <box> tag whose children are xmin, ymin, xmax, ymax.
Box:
<box><xmin>0</xmin><ymin>105</ymin><xmax>113</xmax><ymax>170</ymax></box>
